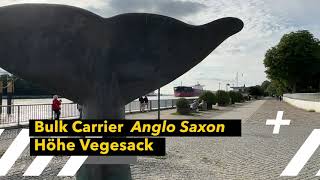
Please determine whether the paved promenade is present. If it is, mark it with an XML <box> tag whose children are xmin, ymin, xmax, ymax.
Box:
<box><xmin>126</xmin><ymin>100</ymin><xmax>265</xmax><ymax>120</ymax></box>
<box><xmin>130</xmin><ymin>100</ymin><xmax>320</xmax><ymax>180</ymax></box>
<box><xmin>0</xmin><ymin>99</ymin><xmax>320</xmax><ymax>179</ymax></box>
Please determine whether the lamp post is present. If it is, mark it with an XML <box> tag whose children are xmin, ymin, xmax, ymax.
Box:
<box><xmin>7</xmin><ymin>79</ymin><xmax>14</xmax><ymax>115</ymax></box>
<box><xmin>158</xmin><ymin>88</ymin><xmax>160</xmax><ymax>120</ymax></box>
<box><xmin>0</xmin><ymin>81</ymin><xmax>2</xmax><ymax>115</ymax></box>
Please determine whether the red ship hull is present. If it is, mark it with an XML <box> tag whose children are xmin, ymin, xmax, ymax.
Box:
<box><xmin>174</xmin><ymin>85</ymin><xmax>203</xmax><ymax>97</ymax></box>
<box><xmin>174</xmin><ymin>91</ymin><xmax>194</xmax><ymax>97</ymax></box>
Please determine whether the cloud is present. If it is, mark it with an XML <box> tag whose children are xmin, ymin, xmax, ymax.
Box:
<box><xmin>264</xmin><ymin>0</ymin><xmax>320</xmax><ymax>26</ymax></box>
<box><xmin>108</xmin><ymin>0</ymin><xmax>205</xmax><ymax>18</ymax></box>
<box><xmin>0</xmin><ymin>0</ymin><xmax>106</xmax><ymax>9</ymax></box>
<box><xmin>0</xmin><ymin>0</ymin><xmax>319</xmax><ymax>95</ymax></box>
<box><xmin>90</xmin><ymin>0</ymin><xmax>206</xmax><ymax>19</ymax></box>
<box><xmin>0</xmin><ymin>0</ymin><xmax>205</xmax><ymax>19</ymax></box>
<box><xmin>160</xmin><ymin>0</ymin><xmax>320</xmax><ymax>94</ymax></box>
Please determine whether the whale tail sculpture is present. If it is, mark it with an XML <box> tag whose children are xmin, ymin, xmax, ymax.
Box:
<box><xmin>0</xmin><ymin>4</ymin><xmax>243</xmax><ymax>116</ymax></box>
<box><xmin>0</xmin><ymin>4</ymin><xmax>243</xmax><ymax>179</ymax></box>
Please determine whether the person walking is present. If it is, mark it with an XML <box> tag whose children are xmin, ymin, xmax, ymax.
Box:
<box><xmin>190</xmin><ymin>99</ymin><xmax>198</xmax><ymax>112</ymax></box>
<box><xmin>139</xmin><ymin>96</ymin><xmax>145</xmax><ymax>112</ymax></box>
<box><xmin>77</xmin><ymin>104</ymin><xmax>83</xmax><ymax>119</ymax></box>
<box><xmin>143</xmin><ymin>96</ymin><xmax>149</xmax><ymax>111</ymax></box>
<box><xmin>52</xmin><ymin>95</ymin><xmax>62</xmax><ymax>120</ymax></box>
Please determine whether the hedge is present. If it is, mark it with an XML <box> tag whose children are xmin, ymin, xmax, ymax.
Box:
<box><xmin>176</xmin><ymin>98</ymin><xmax>190</xmax><ymax>114</ymax></box>
<box><xmin>216</xmin><ymin>90</ymin><xmax>230</xmax><ymax>106</ymax></box>
<box><xmin>199</xmin><ymin>91</ymin><xmax>217</xmax><ymax>109</ymax></box>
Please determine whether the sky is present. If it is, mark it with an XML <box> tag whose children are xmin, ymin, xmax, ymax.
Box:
<box><xmin>0</xmin><ymin>0</ymin><xmax>319</xmax><ymax>94</ymax></box>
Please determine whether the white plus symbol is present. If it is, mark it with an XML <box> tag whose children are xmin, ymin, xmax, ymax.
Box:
<box><xmin>266</xmin><ymin>111</ymin><xmax>291</xmax><ymax>134</ymax></box>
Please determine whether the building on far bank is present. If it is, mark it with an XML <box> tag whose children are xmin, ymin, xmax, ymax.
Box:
<box><xmin>230</xmin><ymin>85</ymin><xmax>249</xmax><ymax>96</ymax></box>
<box><xmin>147</xmin><ymin>91</ymin><xmax>157</xmax><ymax>96</ymax></box>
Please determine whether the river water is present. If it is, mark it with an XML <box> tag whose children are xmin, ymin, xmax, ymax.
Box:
<box><xmin>0</xmin><ymin>95</ymin><xmax>199</xmax><ymax>127</ymax></box>
<box><xmin>1</xmin><ymin>95</ymin><xmax>196</xmax><ymax>105</ymax></box>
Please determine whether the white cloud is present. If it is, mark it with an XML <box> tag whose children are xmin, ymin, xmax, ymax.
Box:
<box><xmin>0</xmin><ymin>0</ymin><xmax>106</xmax><ymax>9</ymax></box>
<box><xmin>162</xmin><ymin>0</ymin><xmax>320</xmax><ymax>93</ymax></box>
<box><xmin>98</xmin><ymin>0</ymin><xmax>205</xmax><ymax>17</ymax></box>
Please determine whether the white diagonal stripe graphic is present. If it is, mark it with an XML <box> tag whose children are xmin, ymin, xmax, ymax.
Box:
<box><xmin>281</xmin><ymin>129</ymin><xmax>320</xmax><ymax>176</ymax></box>
<box><xmin>23</xmin><ymin>156</ymin><xmax>54</xmax><ymax>176</ymax></box>
<box><xmin>0</xmin><ymin>129</ymin><xmax>4</xmax><ymax>136</ymax></box>
<box><xmin>0</xmin><ymin>129</ymin><xmax>30</xmax><ymax>176</ymax></box>
<box><xmin>317</xmin><ymin>169</ymin><xmax>320</xmax><ymax>176</ymax></box>
<box><xmin>58</xmin><ymin>156</ymin><xmax>88</xmax><ymax>176</ymax></box>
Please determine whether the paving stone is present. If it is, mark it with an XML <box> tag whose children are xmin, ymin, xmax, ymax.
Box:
<box><xmin>1</xmin><ymin>100</ymin><xmax>320</xmax><ymax>179</ymax></box>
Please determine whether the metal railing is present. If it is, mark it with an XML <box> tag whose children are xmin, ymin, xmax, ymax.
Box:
<box><xmin>0</xmin><ymin>103</ymin><xmax>79</xmax><ymax>126</ymax></box>
<box><xmin>0</xmin><ymin>98</ymin><xmax>197</xmax><ymax>127</ymax></box>
<box><xmin>124</xmin><ymin>99</ymin><xmax>181</xmax><ymax>112</ymax></box>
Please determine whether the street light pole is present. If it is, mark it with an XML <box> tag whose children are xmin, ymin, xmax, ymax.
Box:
<box><xmin>158</xmin><ymin>88</ymin><xmax>160</xmax><ymax>120</ymax></box>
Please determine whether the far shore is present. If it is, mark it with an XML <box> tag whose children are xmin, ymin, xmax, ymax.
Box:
<box><xmin>1</xmin><ymin>95</ymin><xmax>53</xmax><ymax>99</ymax></box>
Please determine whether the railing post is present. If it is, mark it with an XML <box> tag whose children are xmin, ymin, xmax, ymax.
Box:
<box><xmin>148</xmin><ymin>101</ymin><xmax>151</xmax><ymax>111</ymax></box>
<box><xmin>150</xmin><ymin>101</ymin><xmax>152</xmax><ymax>111</ymax></box>
<box><xmin>17</xmin><ymin>105</ymin><xmax>20</xmax><ymax>126</ymax></box>
<box><xmin>129</xmin><ymin>103</ymin><xmax>132</xmax><ymax>113</ymax></box>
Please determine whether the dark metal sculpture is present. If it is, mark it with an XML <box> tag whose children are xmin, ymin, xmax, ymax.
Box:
<box><xmin>0</xmin><ymin>3</ymin><xmax>243</xmax><ymax>179</ymax></box>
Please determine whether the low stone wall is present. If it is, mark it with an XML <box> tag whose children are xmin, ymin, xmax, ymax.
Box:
<box><xmin>283</xmin><ymin>93</ymin><xmax>320</xmax><ymax>112</ymax></box>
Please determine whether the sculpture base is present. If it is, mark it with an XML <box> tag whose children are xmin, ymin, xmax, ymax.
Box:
<box><xmin>76</xmin><ymin>100</ymin><xmax>134</xmax><ymax>180</ymax></box>
<box><xmin>76</xmin><ymin>164</ymin><xmax>132</xmax><ymax>180</ymax></box>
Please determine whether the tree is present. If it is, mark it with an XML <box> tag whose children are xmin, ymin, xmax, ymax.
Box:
<box><xmin>216</xmin><ymin>90</ymin><xmax>230</xmax><ymax>106</ymax></box>
<box><xmin>229</xmin><ymin>91</ymin><xmax>244</xmax><ymax>104</ymax></box>
<box><xmin>199</xmin><ymin>91</ymin><xmax>217</xmax><ymax>109</ymax></box>
<box><xmin>264</xmin><ymin>30</ymin><xmax>320</xmax><ymax>93</ymax></box>
<box><xmin>261</xmin><ymin>80</ymin><xmax>271</xmax><ymax>91</ymax></box>
<box><xmin>248</xmin><ymin>85</ymin><xmax>264</xmax><ymax>98</ymax></box>
<box><xmin>176</xmin><ymin>98</ymin><xmax>191</xmax><ymax>115</ymax></box>
<box><xmin>266</xmin><ymin>80</ymin><xmax>286</xmax><ymax>96</ymax></box>
<box><xmin>261</xmin><ymin>80</ymin><xmax>271</xmax><ymax>96</ymax></box>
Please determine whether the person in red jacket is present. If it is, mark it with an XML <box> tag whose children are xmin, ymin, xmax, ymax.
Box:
<box><xmin>52</xmin><ymin>95</ymin><xmax>62</xmax><ymax>120</ymax></box>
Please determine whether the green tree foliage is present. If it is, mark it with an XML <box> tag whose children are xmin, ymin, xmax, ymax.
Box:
<box><xmin>229</xmin><ymin>91</ymin><xmax>244</xmax><ymax>104</ymax></box>
<box><xmin>216</xmin><ymin>90</ymin><xmax>230</xmax><ymax>106</ymax></box>
<box><xmin>176</xmin><ymin>98</ymin><xmax>190</xmax><ymax>115</ymax></box>
<box><xmin>248</xmin><ymin>85</ymin><xmax>264</xmax><ymax>98</ymax></box>
<box><xmin>266</xmin><ymin>80</ymin><xmax>286</xmax><ymax>96</ymax></box>
<box><xmin>264</xmin><ymin>30</ymin><xmax>320</xmax><ymax>93</ymax></box>
<box><xmin>199</xmin><ymin>91</ymin><xmax>217</xmax><ymax>109</ymax></box>
<box><xmin>261</xmin><ymin>80</ymin><xmax>271</xmax><ymax>95</ymax></box>
<box><xmin>261</xmin><ymin>80</ymin><xmax>271</xmax><ymax>91</ymax></box>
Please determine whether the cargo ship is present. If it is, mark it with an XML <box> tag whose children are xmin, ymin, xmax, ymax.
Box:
<box><xmin>174</xmin><ymin>83</ymin><xmax>204</xmax><ymax>97</ymax></box>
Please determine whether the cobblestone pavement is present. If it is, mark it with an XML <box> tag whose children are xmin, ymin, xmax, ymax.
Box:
<box><xmin>130</xmin><ymin>100</ymin><xmax>320</xmax><ymax>180</ymax></box>
<box><xmin>1</xmin><ymin>100</ymin><xmax>320</xmax><ymax>179</ymax></box>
